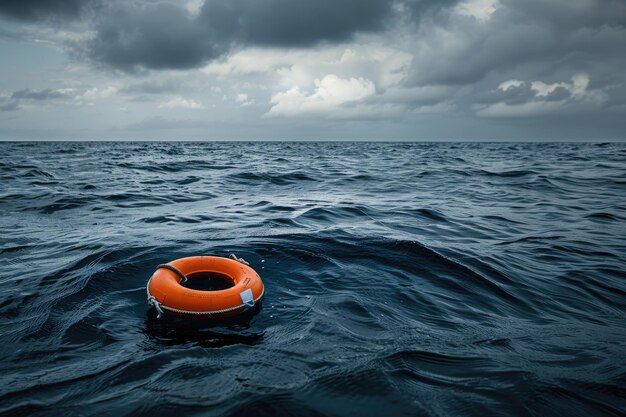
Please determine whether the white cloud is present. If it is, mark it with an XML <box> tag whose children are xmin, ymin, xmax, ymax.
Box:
<box><xmin>454</xmin><ymin>0</ymin><xmax>499</xmax><ymax>22</ymax></box>
<box><xmin>478</xmin><ymin>74</ymin><xmax>607</xmax><ymax>117</ymax></box>
<box><xmin>235</xmin><ymin>93</ymin><xmax>252</xmax><ymax>106</ymax></box>
<box><xmin>266</xmin><ymin>74</ymin><xmax>376</xmax><ymax>118</ymax></box>
<box><xmin>498</xmin><ymin>80</ymin><xmax>524</xmax><ymax>91</ymax></box>
<box><xmin>158</xmin><ymin>97</ymin><xmax>206</xmax><ymax>109</ymax></box>
<box><xmin>205</xmin><ymin>44</ymin><xmax>414</xmax><ymax>119</ymax></box>
<box><xmin>531</xmin><ymin>73</ymin><xmax>589</xmax><ymax>98</ymax></box>
<box><xmin>184</xmin><ymin>0</ymin><xmax>204</xmax><ymax>16</ymax></box>
<box><xmin>275</xmin><ymin>46</ymin><xmax>411</xmax><ymax>90</ymax></box>
<box><xmin>203</xmin><ymin>43</ymin><xmax>416</xmax><ymax>119</ymax></box>
<box><xmin>203</xmin><ymin>44</ymin><xmax>411</xmax><ymax>89</ymax></box>
<box><xmin>203</xmin><ymin>49</ymin><xmax>296</xmax><ymax>76</ymax></box>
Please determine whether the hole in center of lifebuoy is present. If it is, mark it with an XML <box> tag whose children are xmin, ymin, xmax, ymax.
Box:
<box><xmin>182</xmin><ymin>272</ymin><xmax>235</xmax><ymax>291</ymax></box>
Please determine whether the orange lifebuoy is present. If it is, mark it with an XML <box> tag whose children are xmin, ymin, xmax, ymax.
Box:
<box><xmin>146</xmin><ymin>255</ymin><xmax>264</xmax><ymax>318</ymax></box>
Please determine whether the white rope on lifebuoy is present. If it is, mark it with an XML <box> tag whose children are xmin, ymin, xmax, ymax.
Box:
<box><xmin>229</xmin><ymin>253</ymin><xmax>249</xmax><ymax>265</ymax></box>
<box><xmin>147</xmin><ymin>295</ymin><xmax>165</xmax><ymax>318</ymax></box>
<box><xmin>146</xmin><ymin>281</ymin><xmax>264</xmax><ymax>317</ymax></box>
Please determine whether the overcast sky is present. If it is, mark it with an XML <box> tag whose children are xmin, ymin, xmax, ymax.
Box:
<box><xmin>0</xmin><ymin>0</ymin><xmax>625</xmax><ymax>140</ymax></box>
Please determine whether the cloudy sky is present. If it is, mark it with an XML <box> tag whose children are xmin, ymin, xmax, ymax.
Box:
<box><xmin>0</xmin><ymin>0</ymin><xmax>625</xmax><ymax>140</ymax></box>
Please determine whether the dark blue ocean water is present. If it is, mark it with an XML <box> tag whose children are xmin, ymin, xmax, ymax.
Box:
<box><xmin>0</xmin><ymin>142</ymin><xmax>625</xmax><ymax>417</ymax></box>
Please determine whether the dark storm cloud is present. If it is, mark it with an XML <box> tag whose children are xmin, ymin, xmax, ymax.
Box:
<box><xmin>199</xmin><ymin>0</ymin><xmax>392</xmax><ymax>47</ymax></box>
<box><xmin>85</xmin><ymin>2</ymin><xmax>218</xmax><ymax>72</ymax></box>
<box><xmin>507</xmin><ymin>0</ymin><xmax>626</xmax><ymax>29</ymax></box>
<box><xmin>81</xmin><ymin>0</ymin><xmax>398</xmax><ymax>72</ymax></box>
<box><xmin>0</xmin><ymin>0</ymin><xmax>463</xmax><ymax>72</ymax></box>
<box><xmin>83</xmin><ymin>0</ymin><xmax>459</xmax><ymax>72</ymax></box>
<box><xmin>11</xmin><ymin>88</ymin><xmax>66</xmax><ymax>100</ymax></box>
<box><xmin>402</xmin><ymin>0</ymin><xmax>461</xmax><ymax>21</ymax></box>
<box><xmin>406</xmin><ymin>0</ymin><xmax>626</xmax><ymax>88</ymax></box>
<box><xmin>0</xmin><ymin>0</ymin><xmax>97</xmax><ymax>21</ymax></box>
<box><xmin>1</xmin><ymin>0</ymin><xmax>624</xmax><ymax>136</ymax></box>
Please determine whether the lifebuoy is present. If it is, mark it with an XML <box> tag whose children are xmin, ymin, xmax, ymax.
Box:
<box><xmin>146</xmin><ymin>255</ymin><xmax>264</xmax><ymax>318</ymax></box>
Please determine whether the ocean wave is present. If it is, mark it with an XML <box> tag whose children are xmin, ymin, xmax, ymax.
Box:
<box><xmin>0</xmin><ymin>142</ymin><xmax>624</xmax><ymax>417</ymax></box>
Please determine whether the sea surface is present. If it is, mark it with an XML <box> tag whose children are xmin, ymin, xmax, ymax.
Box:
<box><xmin>0</xmin><ymin>141</ymin><xmax>625</xmax><ymax>417</ymax></box>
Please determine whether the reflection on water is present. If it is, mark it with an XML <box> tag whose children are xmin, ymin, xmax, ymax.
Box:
<box><xmin>144</xmin><ymin>304</ymin><xmax>265</xmax><ymax>348</ymax></box>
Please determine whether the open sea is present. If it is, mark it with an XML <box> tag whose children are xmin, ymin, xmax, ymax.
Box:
<box><xmin>0</xmin><ymin>141</ymin><xmax>625</xmax><ymax>417</ymax></box>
